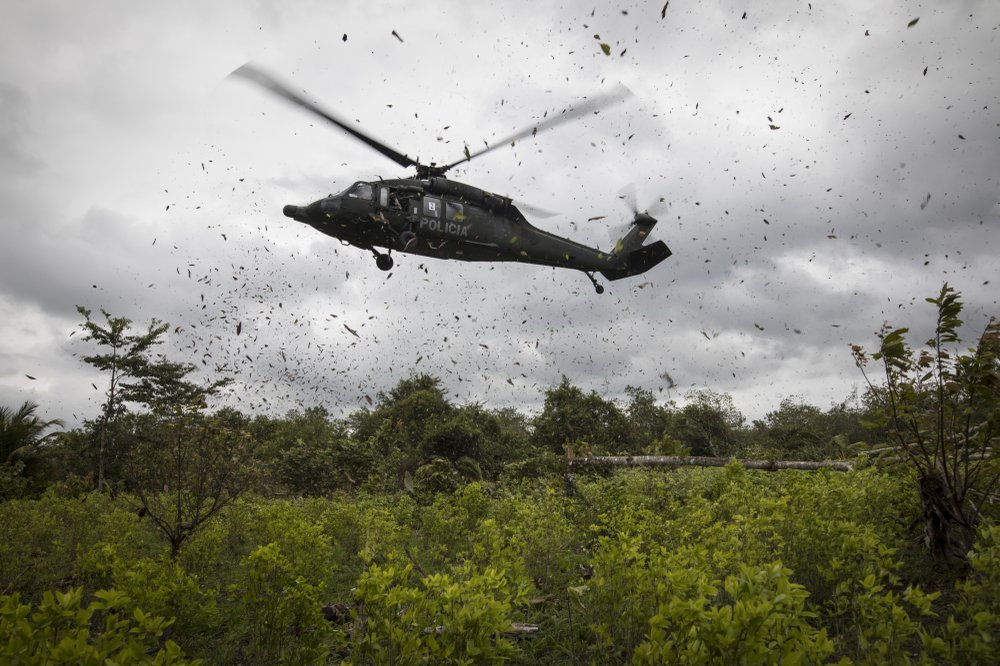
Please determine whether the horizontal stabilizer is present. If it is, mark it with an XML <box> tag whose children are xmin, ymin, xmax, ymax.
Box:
<box><xmin>611</xmin><ymin>212</ymin><xmax>657</xmax><ymax>256</ymax></box>
<box><xmin>600</xmin><ymin>241</ymin><xmax>672</xmax><ymax>281</ymax></box>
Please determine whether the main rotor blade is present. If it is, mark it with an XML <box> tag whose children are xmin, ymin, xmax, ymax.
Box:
<box><xmin>439</xmin><ymin>83</ymin><xmax>634</xmax><ymax>173</ymax></box>
<box><xmin>229</xmin><ymin>63</ymin><xmax>417</xmax><ymax>170</ymax></box>
<box><xmin>513</xmin><ymin>199</ymin><xmax>558</xmax><ymax>219</ymax></box>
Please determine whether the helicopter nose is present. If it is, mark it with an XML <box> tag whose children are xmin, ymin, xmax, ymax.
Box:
<box><xmin>284</xmin><ymin>198</ymin><xmax>337</xmax><ymax>223</ymax></box>
<box><xmin>306</xmin><ymin>200</ymin><xmax>333</xmax><ymax>221</ymax></box>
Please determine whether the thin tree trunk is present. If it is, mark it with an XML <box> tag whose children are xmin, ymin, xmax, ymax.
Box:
<box><xmin>97</xmin><ymin>424</ymin><xmax>106</xmax><ymax>491</ymax></box>
<box><xmin>918</xmin><ymin>472</ymin><xmax>976</xmax><ymax>565</ymax></box>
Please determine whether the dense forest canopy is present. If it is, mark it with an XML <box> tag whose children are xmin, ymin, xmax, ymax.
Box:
<box><xmin>4</xmin><ymin>370</ymin><xmax>883</xmax><ymax>500</ymax></box>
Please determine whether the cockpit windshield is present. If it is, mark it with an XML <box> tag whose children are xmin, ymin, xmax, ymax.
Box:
<box><xmin>342</xmin><ymin>182</ymin><xmax>372</xmax><ymax>200</ymax></box>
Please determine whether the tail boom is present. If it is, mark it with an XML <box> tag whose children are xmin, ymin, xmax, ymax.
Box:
<box><xmin>599</xmin><ymin>240</ymin><xmax>672</xmax><ymax>281</ymax></box>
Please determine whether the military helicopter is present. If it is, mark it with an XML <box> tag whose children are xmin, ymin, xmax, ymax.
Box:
<box><xmin>230</xmin><ymin>63</ymin><xmax>671</xmax><ymax>294</ymax></box>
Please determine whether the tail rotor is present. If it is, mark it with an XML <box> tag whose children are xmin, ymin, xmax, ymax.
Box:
<box><xmin>597</xmin><ymin>182</ymin><xmax>673</xmax><ymax>282</ymax></box>
<box><xmin>617</xmin><ymin>182</ymin><xmax>669</xmax><ymax>218</ymax></box>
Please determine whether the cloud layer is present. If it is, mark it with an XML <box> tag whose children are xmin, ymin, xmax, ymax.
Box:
<box><xmin>2</xmin><ymin>1</ymin><xmax>998</xmax><ymax>426</ymax></box>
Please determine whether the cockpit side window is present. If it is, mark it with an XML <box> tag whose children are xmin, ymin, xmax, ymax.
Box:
<box><xmin>445</xmin><ymin>201</ymin><xmax>465</xmax><ymax>221</ymax></box>
<box><xmin>346</xmin><ymin>182</ymin><xmax>373</xmax><ymax>200</ymax></box>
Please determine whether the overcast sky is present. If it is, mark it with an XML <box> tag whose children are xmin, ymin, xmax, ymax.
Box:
<box><xmin>1</xmin><ymin>0</ymin><xmax>998</xmax><ymax>428</ymax></box>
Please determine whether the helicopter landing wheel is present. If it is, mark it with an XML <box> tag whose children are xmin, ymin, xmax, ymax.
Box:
<box><xmin>399</xmin><ymin>231</ymin><xmax>417</xmax><ymax>250</ymax></box>
<box><xmin>585</xmin><ymin>272</ymin><xmax>604</xmax><ymax>294</ymax></box>
<box><xmin>375</xmin><ymin>252</ymin><xmax>394</xmax><ymax>271</ymax></box>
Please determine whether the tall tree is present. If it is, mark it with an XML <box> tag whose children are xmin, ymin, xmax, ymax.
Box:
<box><xmin>749</xmin><ymin>398</ymin><xmax>832</xmax><ymax>460</ymax></box>
<box><xmin>347</xmin><ymin>374</ymin><xmax>455</xmax><ymax>489</ymax></box>
<box><xmin>853</xmin><ymin>284</ymin><xmax>1000</xmax><ymax>564</ymax></box>
<box><xmin>532</xmin><ymin>377</ymin><xmax>630</xmax><ymax>454</ymax></box>
<box><xmin>76</xmin><ymin>306</ymin><xmax>226</xmax><ymax>489</ymax></box>
<box><xmin>623</xmin><ymin>386</ymin><xmax>673</xmax><ymax>452</ymax></box>
<box><xmin>259</xmin><ymin>406</ymin><xmax>362</xmax><ymax>496</ymax></box>
<box><xmin>672</xmin><ymin>389</ymin><xmax>745</xmax><ymax>457</ymax></box>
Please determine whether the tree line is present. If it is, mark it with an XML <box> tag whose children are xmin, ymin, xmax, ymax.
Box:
<box><xmin>5</xmin><ymin>358</ymin><xmax>882</xmax><ymax>502</ymax></box>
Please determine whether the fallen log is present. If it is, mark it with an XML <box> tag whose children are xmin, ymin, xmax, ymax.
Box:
<box><xmin>568</xmin><ymin>455</ymin><xmax>853</xmax><ymax>473</ymax></box>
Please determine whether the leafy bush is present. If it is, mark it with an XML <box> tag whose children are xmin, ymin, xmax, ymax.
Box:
<box><xmin>110</xmin><ymin>556</ymin><xmax>222</xmax><ymax>660</ymax></box>
<box><xmin>237</xmin><ymin>542</ymin><xmax>332</xmax><ymax>665</ymax></box>
<box><xmin>0</xmin><ymin>491</ymin><xmax>157</xmax><ymax>598</ymax></box>
<box><xmin>491</xmin><ymin>484</ymin><xmax>584</xmax><ymax>593</ymax></box>
<box><xmin>924</xmin><ymin>523</ymin><xmax>1000</xmax><ymax>663</ymax></box>
<box><xmin>350</xmin><ymin>562</ymin><xmax>525</xmax><ymax>664</ymax></box>
<box><xmin>634</xmin><ymin>562</ymin><xmax>835</xmax><ymax>665</ymax></box>
<box><xmin>1</xmin><ymin>465</ymin><xmax>996</xmax><ymax>664</ymax></box>
<box><xmin>0</xmin><ymin>587</ymin><xmax>198</xmax><ymax>665</ymax></box>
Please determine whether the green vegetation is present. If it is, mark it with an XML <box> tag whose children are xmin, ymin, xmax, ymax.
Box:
<box><xmin>0</xmin><ymin>401</ymin><xmax>63</xmax><ymax>500</ymax></box>
<box><xmin>0</xmin><ymin>286</ymin><xmax>996</xmax><ymax>663</ymax></box>
<box><xmin>854</xmin><ymin>284</ymin><xmax>1000</xmax><ymax>566</ymax></box>
<box><xmin>2</xmin><ymin>468</ymin><xmax>997</xmax><ymax>663</ymax></box>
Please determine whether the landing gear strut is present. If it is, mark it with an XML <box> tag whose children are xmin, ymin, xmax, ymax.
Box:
<box><xmin>399</xmin><ymin>230</ymin><xmax>417</xmax><ymax>250</ymax></box>
<box><xmin>399</xmin><ymin>217</ymin><xmax>418</xmax><ymax>251</ymax></box>
<box><xmin>374</xmin><ymin>250</ymin><xmax>394</xmax><ymax>271</ymax></box>
<box><xmin>585</xmin><ymin>272</ymin><xmax>605</xmax><ymax>294</ymax></box>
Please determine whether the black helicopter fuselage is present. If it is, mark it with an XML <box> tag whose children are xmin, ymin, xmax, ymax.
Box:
<box><xmin>232</xmin><ymin>63</ymin><xmax>672</xmax><ymax>292</ymax></box>
<box><xmin>283</xmin><ymin>176</ymin><xmax>670</xmax><ymax>287</ymax></box>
